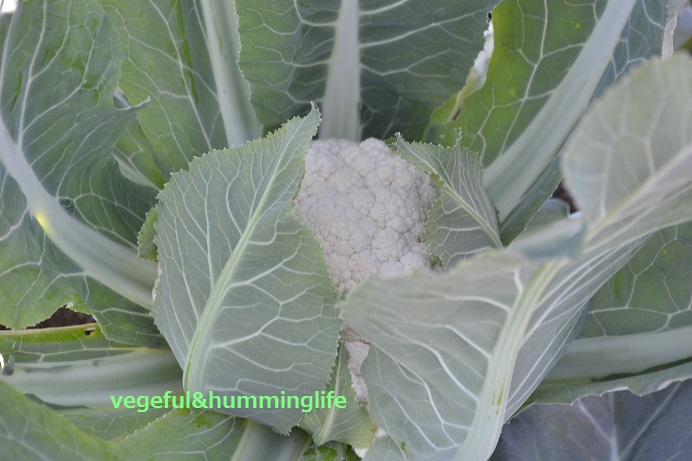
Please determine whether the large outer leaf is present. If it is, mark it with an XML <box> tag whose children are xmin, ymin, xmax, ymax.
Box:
<box><xmin>428</xmin><ymin>0</ymin><xmax>670</xmax><ymax>242</ymax></box>
<box><xmin>0</xmin><ymin>0</ymin><xmax>159</xmax><ymax>343</ymax></box>
<box><xmin>152</xmin><ymin>108</ymin><xmax>340</xmax><ymax>433</ymax></box>
<box><xmin>563</xmin><ymin>59</ymin><xmax>692</xmax><ymax>251</ymax></box>
<box><xmin>0</xmin><ymin>381</ymin><xmax>119</xmax><ymax>461</ymax></box>
<box><xmin>0</xmin><ymin>325</ymin><xmax>181</xmax><ymax>409</ymax></box>
<box><xmin>0</xmin><ymin>324</ymin><xmax>172</xmax><ymax>458</ymax></box>
<box><xmin>506</xmin><ymin>54</ymin><xmax>692</xmax><ymax>415</ymax></box>
<box><xmin>237</xmin><ymin>0</ymin><xmax>498</xmax><ymax>141</ymax></box>
<box><xmin>0</xmin><ymin>377</ymin><xmax>323</xmax><ymax>461</ymax></box>
<box><xmin>340</xmin><ymin>252</ymin><xmax>556</xmax><ymax>461</ymax></box>
<box><xmin>0</xmin><ymin>325</ymin><xmax>337</xmax><ymax>460</ymax></box>
<box><xmin>100</xmin><ymin>0</ymin><xmax>261</xmax><ymax>180</ymax></box>
<box><xmin>492</xmin><ymin>381</ymin><xmax>692</xmax><ymax>461</ymax></box>
<box><xmin>340</xmin><ymin>56</ymin><xmax>692</xmax><ymax>461</ymax></box>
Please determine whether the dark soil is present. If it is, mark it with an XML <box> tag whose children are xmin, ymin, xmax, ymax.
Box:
<box><xmin>552</xmin><ymin>180</ymin><xmax>579</xmax><ymax>213</ymax></box>
<box><xmin>0</xmin><ymin>306</ymin><xmax>95</xmax><ymax>331</ymax></box>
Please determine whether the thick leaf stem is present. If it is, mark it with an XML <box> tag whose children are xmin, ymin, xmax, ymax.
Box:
<box><xmin>199</xmin><ymin>0</ymin><xmax>261</xmax><ymax>146</ymax></box>
<box><xmin>320</xmin><ymin>0</ymin><xmax>361</xmax><ymax>140</ymax></box>
<box><xmin>0</xmin><ymin>347</ymin><xmax>181</xmax><ymax>408</ymax></box>
<box><xmin>485</xmin><ymin>0</ymin><xmax>638</xmax><ymax>221</ymax></box>
<box><xmin>456</xmin><ymin>259</ymin><xmax>565</xmax><ymax>461</ymax></box>
<box><xmin>547</xmin><ymin>328</ymin><xmax>692</xmax><ymax>381</ymax></box>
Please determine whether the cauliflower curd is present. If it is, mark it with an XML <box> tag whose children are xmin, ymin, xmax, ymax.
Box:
<box><xmin>294</xmin><ymin>137</ymin><xmax>436</xmax><ymax>292</ymax></box>
<box><xmin>295</xmin><ymin>137</ymin><xmax>435</xmax><ymax>457</ymax></box>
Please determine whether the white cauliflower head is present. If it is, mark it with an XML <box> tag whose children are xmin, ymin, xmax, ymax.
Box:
<box><xmin>294</xmin><ymin>137</ymin><xmax>436</xmax><ymax>292</ymax></box>
<box><xmin>295</xmin><ymin>138</ymin><xmax>435</xmax><ymax>457</ymax></box>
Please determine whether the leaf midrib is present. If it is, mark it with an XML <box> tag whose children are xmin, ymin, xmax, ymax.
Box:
<box><xmin>183</xmin><ymin>126</ymin><xmax>306</xmax><ymax>390</ymax></box>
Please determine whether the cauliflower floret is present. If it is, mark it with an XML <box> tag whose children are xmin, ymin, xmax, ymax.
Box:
<box><xmin>294</xmin><ymin>137</ymin><xmax>436</xmax><ymax>292</ymax></box>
